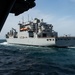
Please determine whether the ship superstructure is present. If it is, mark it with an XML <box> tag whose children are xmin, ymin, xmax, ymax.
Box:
<box><xmin>6</xmin><ymin>18</ymin><xmax>75</xmax><ymax>47</ymax></box>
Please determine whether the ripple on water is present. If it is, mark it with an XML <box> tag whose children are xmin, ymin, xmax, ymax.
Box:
<box><xmin>0</xmin><ymin>41</ymin><xmax>75</xmax><ymax>75</ymax></box>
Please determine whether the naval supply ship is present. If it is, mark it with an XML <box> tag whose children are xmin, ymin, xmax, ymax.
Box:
<box><xmin>6</xmin><ymin>18</ymin><xmax>75</xmax><ymax>47</ymax></box>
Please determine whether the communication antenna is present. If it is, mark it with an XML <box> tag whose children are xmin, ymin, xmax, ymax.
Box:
<box><xmin>31</xmin><ymin>17</ymin><xmax>33</xmax><ymax>21</ymax></box>
<box><xmin>22</xmin><ymin>16</ymin><xmax>24</xmax><ymax>24</ymax></box>
<box><xmin>28</xmin><ymin>14</ymin><xmax>29</xmax><ymax>22</ymax></box>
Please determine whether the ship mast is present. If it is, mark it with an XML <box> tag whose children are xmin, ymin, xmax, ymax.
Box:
<box><xmin>28</xmin><ymin>14</ymin><xmax>29</xmax><ymax>22</ymax></box>
<box><xmin>22</xmin><ymin>16</ymin><xmax>24</xmax><ymax>24</ymax></box>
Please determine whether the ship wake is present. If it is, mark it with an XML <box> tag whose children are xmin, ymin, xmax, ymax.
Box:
<box><xmin>0</xmin><ymin>42</ymin><xmax>8</xmax><ymax>45</ymax></box>
<box><xmin>68</xmin><ymin>47</ymin><xmax>75</xmax><ymax>49</ymax></box>
<box><xmin>0</xmin><ymin>42</ymin><xmax>13</xmax><ymax>46</ymax></box>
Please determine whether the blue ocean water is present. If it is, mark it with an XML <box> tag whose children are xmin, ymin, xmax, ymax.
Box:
<box><xmin>0</xmin><ymin>40</ymin><xmax>75</xmax><ymax>75</ymax></box>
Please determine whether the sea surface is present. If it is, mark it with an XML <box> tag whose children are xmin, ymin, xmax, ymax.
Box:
<box><xmin>0</xmin><ymin>40</ymin><xmax>75</xmax><ymax>75</ymax></box>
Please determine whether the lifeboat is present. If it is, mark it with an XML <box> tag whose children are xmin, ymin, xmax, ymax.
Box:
<box><xmin>20</xmin><ymin>28</ymin><xmax>24</xmax><ymax>31</ymax></box>
<box><xmin>20</xmin><ymin>27</ymin><xmax>29</xmax><ymax>31</ymax></box>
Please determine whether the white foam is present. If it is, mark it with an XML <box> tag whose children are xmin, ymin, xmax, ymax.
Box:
<box><xmin>68</xmin><ymin>47</ymin><xmax>75</xmax><ymax>48</ymax></box>
<box><xmin>0</xmin><ymin>42</ymin><xmax>8</xmax><ymax>45</ymax></box>
<box><xmin>0</xmin><ymin>42</ymin><xmax>13</xmax><ymax>46</ymax></box>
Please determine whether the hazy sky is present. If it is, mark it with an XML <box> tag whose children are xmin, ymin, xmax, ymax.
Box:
<box><xmin>1</xmin><ymin>0</ymin><xmax>75</xmax><ymax>39</ymax></box>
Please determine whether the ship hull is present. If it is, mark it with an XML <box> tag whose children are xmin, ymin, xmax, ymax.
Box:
<box><xmin>56</xmin><ymin>37</ymin><xmax>75</xmax><ymax>47</ymax></box>
<box><xmin>6</xmin><ymin>37</ymin><xmax>75</xmax><ymax>47</ymax></box>
<box><xmin>6</xmin><ymin>37</ymin><xmax>56</xmax><ymax>46</ymax></box>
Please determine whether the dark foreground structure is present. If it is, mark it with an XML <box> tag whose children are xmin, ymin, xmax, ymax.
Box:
<box><xmin>0</xmin><ymin>0</ymin><xmax>36</xmax><ymax>31</ymax></box>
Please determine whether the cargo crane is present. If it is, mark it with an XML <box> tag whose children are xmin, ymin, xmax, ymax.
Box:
<box><xmin>0</xmin><ymin>0</ymin><xmax>36</xmax><ymax>32</ymax></box>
